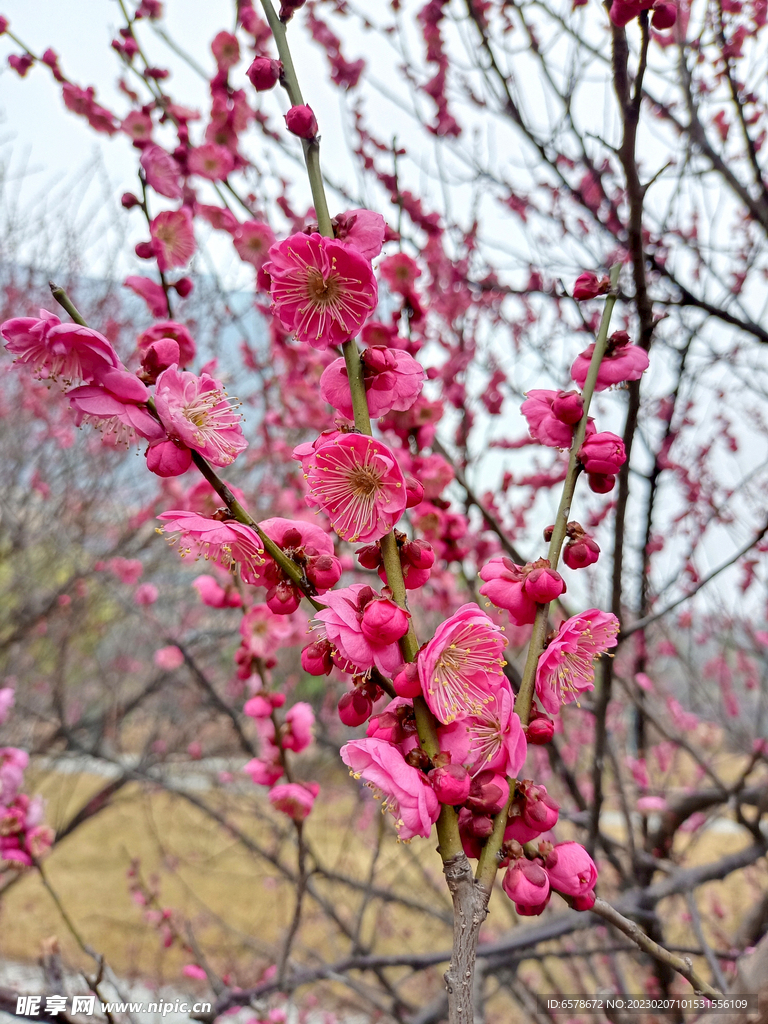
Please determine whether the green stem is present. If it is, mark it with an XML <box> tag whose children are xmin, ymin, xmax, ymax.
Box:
<box><xmin>475</xmin><ymin>264</ymin><xmax>622</xmax><ymax>888</ymax></box>
<box><xmin>48</xmin><ymin>284</ymin><xmax>322</xmax><ymax>612</ymax></box>
<box><xmin>514</xmin><ymin>262</ymin><xmax>621</xmax><ymax>728</ymax></box>
<box><xmin>257</xmin><ymin>0</ymin><xmax>463</xmax><ymax>862</ymax></box>
<box><xmin>256</xmin><ymin>0</ymin><xmax>332</xmax><ymax>236</ymax></box>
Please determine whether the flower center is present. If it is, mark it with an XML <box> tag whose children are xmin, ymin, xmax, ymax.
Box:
<box><xmin>347</xmin><ymin>465</ymin><xmax>382</xmax><ymax>497</ymax></box>
<box><xmin>306</xmin><ymin>268</ymin><xmax>341</xmax><ymax>307</ymax></box>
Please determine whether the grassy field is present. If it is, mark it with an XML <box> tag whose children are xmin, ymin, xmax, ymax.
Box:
<box><xmin>1</xmin><ymin>752</ymin><xmax>766</xmax><ymax>1020</ymax></box>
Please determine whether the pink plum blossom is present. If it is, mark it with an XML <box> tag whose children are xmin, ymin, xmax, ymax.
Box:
<box><xmin>463</xmin><ymin>686</ymin><xmax>527</xmax><ymax>778</ymax></box>
<box><xmin>282</xmin><ymin>702</ymin><xmax>315</xmax><ymax>752</ymax></box>
<box><xmin>150</xmin><ymin>208</ymin><xmax>196</xmax><ymax>271</ymax></box>
<box><xmin>187</xmin><ymin>143</ymin><xmax>235</xmax><ymax>181</ymax></box>
<box><xmin>314</xmin><ymin>584</ymin><xmax>407</xmax><ymax>676</ymax></box>
<box><xmin>247</xmin><ymin>517</ymin><xmax>342</xmax><ymax>614</ymax></box>
<box><xmin>0</xmin><ymin>748</ymin><xmax>28</xmax><ymax>805</ymax></box>
<box><xmin>320</xmin><ymin>346</ymin><xmax>424</xmax><ymax>419</ymax></box>
<box><xmin>535</xmin><ymin>609</ymin><xmax>620</xmax><ymax>714</ymax></box>
<box><xmin>521</xmin><ymin>390</ymin><xmax>578</xmax><ymax>448</ymax></box>
<box><xmin>243</xmin><ymin>757</ymin><xmax>283</xmax><ymax>787</ymax></box>
<box><xmin>140</xmin><ymin>145</ymin><xmax>182</xmax><ymax>199</ymax></box>
<box><xmin>284</xmin><ymin>104</ymin><xmax>318</xmax><ymax>138</ymax></box>
<box><xmin>137</xmin><ymin>321</ymin><xmax>196</xmax><ymax>366</ymax></box>
<box><xmin>571</xmin><ymin>332</ymin><xmax>649</xmax><ymax>391</ymax></box>
<box><xmin>68</xmin><ymin>368</ymin><xmax>164</xmax><ymax>446</ymax></box>
<box><xmin>0</xmin><ymin>688</ymin><xmax>14</xmax><ymax>725</ymax></box>
<box><xmin>269</xmin><ymin>782</ymin><xmax>319</xmax><ymax>821</ymax></box>
<box><xmin>146</xmin><ymin>439</ymin><xmax>193</xmax><ymax>477</ymax></box>
<box><xmin>544</xmin><ymin>842</ymin><xmax>598</xmax><ymax>896</ymax></box>
<box><xmin>157</xmin><ymin>510</ymin><xmax>265</xmax><ymax>582</ymax></box>
<box><xmin>134</xmin><ymin>583</ymin><xmax>159</xmax><ymax>605</ymax></box>
<box><xmin>234</xmin><ymin>221</ymin><xmax>277</xmax><ymax>270</ymax></box>
<box><xmin>418</xmin><ymin>603</ymin><xmax>507</xmax><ymax>725</ymax></box>
<box><xmin>578</xmin><ymin>432</ymin><xmax>627</xmax><ymax>475</ymax></box>
<box><xmin>428</xmin><ymin>763</ymin><xmax>471</xmax><ymax>805</ymax></box>
<box><xmin>502</xmin><ymin>859</ymin><xmax>551</xmax><ymax>914</ymax></box>
<box><xmin>154</xmin><ymin>366</ymin><xmax>247</xmax><ymax>466</ymax></box>
<box><xmin>340</xmin><ymin>737</ymin><xmax>440</xmax><ymax>840</ymax></box>
<box><xmin>302</xmin><ymin>433</ymin><xmax>407</xmax><ymax>543</ymax></box>
<box><xmin>267</xmin><ymin>232</ymin><xmax>378</xmax><ymax>349</ymax></box>
<box><xmin>238</xmin><ymin>605</ymin><xmax>294</xmax><ymax>659</ymax></box>
<box><xmin>2</xmin><ymin>312</ymin><xmax>120</xmax><ymax>385</ymax></box>
<box><xmin>479</xmin><ymin>557</ymin><xmax>564</xmax><ymax>624</ymax></box>
<box><xmin>332</xmin><ymin>209</ymin><xmax>386</xmax><ymax>260</ymax></box>
<box><xmin>153</xmin><ymin>646</ymin><xmax>185</xmax><ymax>670</ymax></box>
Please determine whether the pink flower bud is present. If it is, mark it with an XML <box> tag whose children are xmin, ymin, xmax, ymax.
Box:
<box><xmin>247</xmin><ymin>57</ymin><xmax>282</xmax><ymax>91</ymax></box>
<box><xmin>135</xmin><ymin>241</ymin><xmax>155</xmax><ymax>259</ymax></box>
<box><xmin>361</xmin><ymin>598</ymin><xmax>410</xmax><ymax>645</ymax></box>
<box><xmin>338</xmin><ymin>689</ymin><xmax>373</xmax><ymax>727</ymax></box>
<box><xmin>306</xmin><ymin>553</ymin><xmax>342</xmax><ymax>590</ymax></box>
<box><xmin>572</xmin><ymin>271</ymin><xmax>602</xmax><ymax>300</ymax></box>
<box><xmin>8</xmin><ymin>54</ymin><xmax>33</xmax><ymax>77</ymax></box>
<box><xmin>466</xmin><ymin>770</ymin><xmax>508</xmax><ymax>815</ymax></box>
<box><xmin>545</xmin><ymin>841</ymin><xmax>598</xmax><ymax>896</ymax></box>
<box><xmin>301</xmin><ymin>639</ymin><xmax>333</xmax><ymax>676</ymax></box>
<box><xmin>572</xmin><ymin>889</ymin><xmax>596</xmax><ymax>910</ymax></box>
<box><xmin>502</xmin><ymin>859</ymin><xmax>551</xmax><ymax>910</ymax></box>
<box><xmin>266</xmin><ymin>580</ymin><xmax>301</xmax><ymax>614</ymax></box>
<box><xmin>551</xmin><ymin>390</ymin><xmax>584</xmax><ymax>424</ymax></box>
<box><xmin>522</xmin><ymin>565</ymin><xmax>565</xmax><ymax>604</ymax></box>
<box><xmin>651</xmin><ymin>2</ymin><xmax>677</xmax><ymax>29</ymax></box>
<box><xmin>356</xmin><ymin>543</ymin><xmax>382</xmax><ymax>570</ymax></box>
<box><xmin>0</xmin><ymin>18</ymin><xmax>8</xmax><ymax>34</ymax></box>
<box><xmin>404</xmin><ymin>474</ymin><xmax>424</xmax><ymax>508</ymax></box>
<box><xmin>429</xmin><ymin>763</ymin><xmax>471</xmax><ymax>805</ymax></box>
<box><xmin>521</xmin><ymin>784</ymin><xmax>560</xmax><ymax>831</ymax></box>
<box><xmin>122</xmin><ymin>192</ymin><xmax>140</xmax><ymax>209</ymax></box>
<box><xmin>588</xmin><ymin>472</ymin><xmax>616</xmax><ymax>494</ymax></box>
<box><xmin>402</xmin><ymin>539</ymin><xmax>435</xmax><ymax>570</ymax></box>
<box><xmin>173</xmin><ymin>276</ymin><xmax>194</xmax><ymax>298</ymax></box>
<box><xmin>285</xmin><ymin>104</ymin><xmax>318</xmax><ymax>139</ymax></box>
<box><xmin>526</xmin><ymin>717</ymin><xmax>555</xmax><ymax>745</ymax></box>
<box><xmin>579</xmin><ymin>431</ymin><xmax>626</xmax><ymax>475</ymax></box>
<box><xmin>140</xmin><ymin>338</ymin><xmax>180</xmax><ymax>383</ymax></box>
<box><xmin>563</xmin><ymin>534</ymin><xmax>600</xmax><ymax>569</ymax></box>
<box><xmin>459</xmin><ymin>807</ymin><xmax>494</xmax><ymax>838</ymax></box>
<box><xmin>243</xmin><ymin>695</ymin><xmax>273</xmax><ymax>719</ymax></box>
<box><xmin>280</xmin><ymin>0</ymin><xmax>306</xmax><ymax>19</ymax></box>
<box><xmin>392</xmin><ymin>662</ymin><xmax>422</xmax><ymax>698</ymax></box>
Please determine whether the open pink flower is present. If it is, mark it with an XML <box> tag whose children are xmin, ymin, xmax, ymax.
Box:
<box><xmin>0</xmin><ymin>748</ymin><xmax>28</xmax><ymax>805</ymax></box>
<box><xmin>269</xmin><ymin>782</ymin><xmax>319</xmax><ymax>821</ymax></box>
<box><xmin>154</xmin><ymin>366</ymin><xmax>247</xmax><ymax>466</ymax></box>
<box><xmin>340</xmin><ymin>737</ymin><xmax>440</xmax><ymax>840</ymax></box>
<box><xmin>332</xmin><ymin>209</ymin><xmax>386</xmax><ymax>260</ymax></box>
<box><xmin>535</xmin><ymin>609</ymin><xmax>620</xmax><ymax>714</ymax></box>
<box><xmin>239</xmin><ymin>605</ymin><xmax>294</xmax><ymax>659</ymax></box>
<box><xmin>150</xmin><ymin>208</ymin><xmax>196</xmax><ymax>271</ymax></box>
<box><xmin>571</xmin><ymin>333</ymin><xmax>649</xmax><ymax>391</ymax></box>
<box><xmin>2</xmin><ymin>312</ymin><xmax>120</xmax><ymax>385</ymax></box>
<box><xmin>233</xmin><ymin>220</ymin><xmax>277</xmax><ymax>270</ymax></box>
<box><xmin>140</xmin><ymin>144</ymin><xmax>182</xmax><ymax>199</ymax></box>
<box><xmin>157</xmin><ymin>510</ymin><xmax>265</xmax><ymax>582</ymax></box>
<box><xmin>314</xmin><ymin>583</ymin><xmax>408</xmax><ymax>676</ymax></box>
<box><xmin>187</xmin><ymin>142</ymin><xmax>235</xmax><ymax>181</ymax></box>
<box><xmin>464</xmin><ymin>685</ymin><xmax>527</xmax><ymax>778</ymax></box>
<box><xmin>303</xmin><ymin>433</ymin><xmax>407</xmax><ymax>543</ymax></box>
<box><xmin>479</xmin><ymin>557</ymin><xmax>564</xmax><ymax>625</ymax></box>
<box><xmin>267</xmin><ymin>232</ymin><xmax>378</xmax><ymax>349</ymax></box>
<box><xmin>521</xmin><ymin>390</ymin><xmax>579</xmax><ymax>448</ymax></box>
<box><xmin>418</xmin><ymin>604</ymin><xmax>507</xmax><ymax>725</ymax></box>
<box><xmin>68</xmin><ymin>368</ymin><xmax>164</xmax><ymax>446</ymax></box>
<box><xmin>380</xmin><ymin>253</ymin><xmax>421</xmax><ymax>295</ymax></box>
<box><xmin>320</xmin><ymin>346</ymin><xmax>424</xmax><ymax>419</ymax></box>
